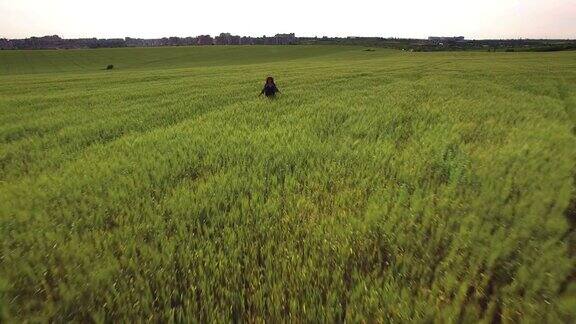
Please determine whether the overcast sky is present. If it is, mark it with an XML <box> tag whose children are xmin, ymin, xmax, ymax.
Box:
<box><xmin>1</xmin><ymin>0</ymin><xmax>575</xmax><ymax>39</ymax></box>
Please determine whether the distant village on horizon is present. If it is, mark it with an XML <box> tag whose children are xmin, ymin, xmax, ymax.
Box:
<box><xmin>1</xmin><ymin>33</ymin><xmax>575</xmax><ymax>52</ymax></box>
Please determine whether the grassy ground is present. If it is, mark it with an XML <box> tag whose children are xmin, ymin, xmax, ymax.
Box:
<box><xmin>1</xmin><ymin>45</ymin><xmax>575</xmax><ymax>322</ymax></box>
<box><xmin>0</xmin><ymin>45</ymin><xmax>357</xmax><ymax>75</ymax></box>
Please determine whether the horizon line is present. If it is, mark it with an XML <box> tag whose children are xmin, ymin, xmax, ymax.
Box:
<box><xmin>2</xmin><ymin>34</ymin><xmax>576</xmax><ymax>41</ymax></box>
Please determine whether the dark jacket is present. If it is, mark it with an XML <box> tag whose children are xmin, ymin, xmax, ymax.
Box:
<box><xmin>261</xmin><ymin>83</ymin><xmax>280</xmax><ymax>97</ymax></box>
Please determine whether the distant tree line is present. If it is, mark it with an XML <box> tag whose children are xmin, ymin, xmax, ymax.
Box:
<box><xmin>299</xmin><ymin>36</ymin><xmax>576</xmax><ymax>52</ymax></box>
<box><xmin>1</xmin><ymin>34</ymin><xmax>574</xmax><ymax>52</ymax></box>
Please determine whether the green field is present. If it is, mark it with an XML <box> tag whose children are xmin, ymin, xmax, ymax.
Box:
<box><xmin>1</xmin><ymin>45</ymin><xmax>575</xmax><ymax>322</ymax></box>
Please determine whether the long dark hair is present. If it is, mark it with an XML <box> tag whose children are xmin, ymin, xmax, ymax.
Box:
<box><xmin>265</xmin><ymin>76</ymin><xmax>275</xmax><ymax>85</ymax></box>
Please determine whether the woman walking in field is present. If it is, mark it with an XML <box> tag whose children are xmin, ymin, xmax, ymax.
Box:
<box><xmin>259</xmin><ymin>76</ymin><xmax>281</xmax><ymax>98</ymax></box>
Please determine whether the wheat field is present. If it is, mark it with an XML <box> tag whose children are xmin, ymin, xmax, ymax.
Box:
<box><xmin>1</xmin><ymin>46</ymin><xmax>575</xmax><ymax>322</ymax></box>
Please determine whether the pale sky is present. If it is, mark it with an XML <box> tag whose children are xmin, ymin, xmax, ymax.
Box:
<box><xmin>0</xmin><ymin>0</ymin><xmax>575</xmax><ymax>39</ymax></box>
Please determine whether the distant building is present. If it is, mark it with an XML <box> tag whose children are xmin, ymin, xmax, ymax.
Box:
<box><xmin>274</xmin><ymin>33</ymin><xmax>297</xmax><ymax>45</ymax></box>
<box><xmin>127</xmin><ymin>37</ymin><xmax>195</xmax><ymax>47</ymax></box>
<box><xmin>182</xmin><ymin>37</ymin><xmax>198</xmax><ymax>46</ymax></box>
<box><xmin>215</xmin><ymin>33</ymin><xmax>241</xmax><ymax>45</ymax></box>
<box><xmin>29</xmin><ymin>35</ymin><xmax>63</xmax><ymax>49</ymax></box>
<box><xmin>1</xmin><ymin>32</ymin><xmax>300</xmax><ymax>49</ymax></box>
<box><xmin>125</xmin><ymin>37</ymin><xmax>145</xmax><ymax>47</ymax></box>
<box><xmin>240</xmin><ymin>36</ymin><xmax>255</xmax><ymax>45</ymax></box>
<box><xmin>0</xmin><ymin>38</ymin><xmax>14</xmax><ymax>50</ymax></box>
<box><xmin>197</xmin><ymin>35</ymin><xmax>214</xmax><ymax>45</ymax></box>
<box><xmin>98</xmin><ymin>39</ymin><xmax>126</xmax><ymax>48</ymax></box>
<box><xmin>428</xmin><ymin>36</ymin><xmax>465</xmax><ymax>44</ymax></box>
<box><xmin>257</xmin><ymin>33</ymin><xmax>297</xmax><ymax>45</ymax></box>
